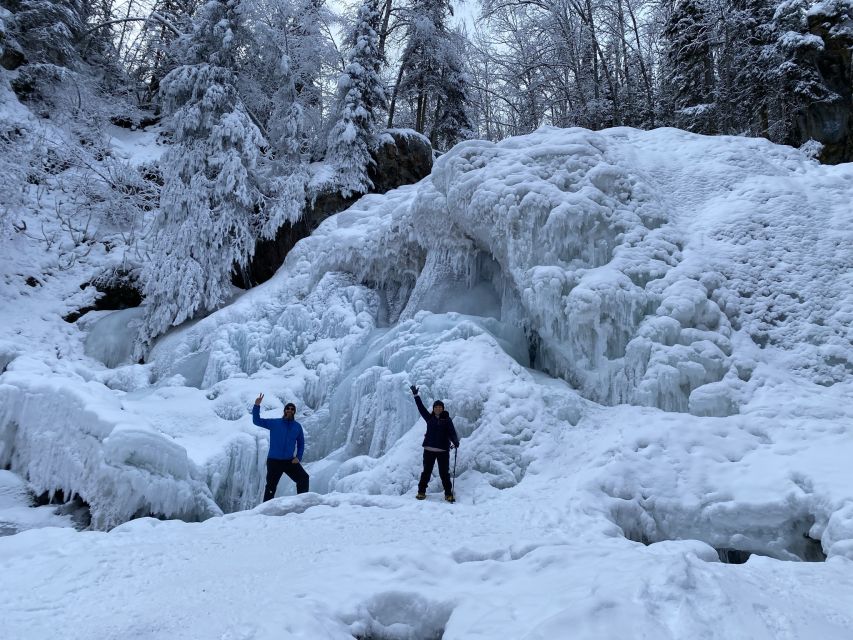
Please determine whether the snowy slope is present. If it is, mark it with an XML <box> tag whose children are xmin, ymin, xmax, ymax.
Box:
<box><xmin>2</xmin><ymin>126</ymin><xmax>853</xmax><ymax>637</ymax></box>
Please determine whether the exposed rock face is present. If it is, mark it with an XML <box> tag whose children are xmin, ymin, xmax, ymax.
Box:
<box><xmin>0</xmin><ymin>44</ymin><xmax>24</xmax><ymax>71</ymax></box>
<box><xmin>241</xmin><ymin>196</ymin><xmax>354</xmax><ymax>287</ymax></box>
<box><xmin>245</xmin><ymin>129</ymin><xmax>433</xmax><ymax>286</ymax></box>
<box><xmin>369</xmin><ymin>129</ymin><xmax>434</xmax><ymax>193</ymax></box>
<box><xmin>64</xmin><ymin>269</ymin><xmax>143</xmax><ymax>323</ymax></box>
<box><xmin>802</xmin><ymin>7</ymin><xmax>853</xmax><ymax>164</ymax></box>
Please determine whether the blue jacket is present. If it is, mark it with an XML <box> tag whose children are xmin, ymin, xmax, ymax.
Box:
<box><xmin>252</xmin><ymin>405</ymin><xmax>305</xmax><ymax>461</ymax></box>
<box><xmin>415</xmin><ymin>395</ymin><xmax>459</xmax><ymax>451</ymax></box>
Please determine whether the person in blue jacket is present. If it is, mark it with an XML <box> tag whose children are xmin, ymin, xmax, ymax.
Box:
<box><xmin>410</xmin><ymin>385</ymin><xmax>459</xmax><ymax>502</ymax></box>
<box><xmin>253</xmin><ymin>393</ymin><xmax>309</xmax><ymax>500</ymax></box>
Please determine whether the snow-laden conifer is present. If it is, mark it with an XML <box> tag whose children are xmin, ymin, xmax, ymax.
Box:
<box><xmin>662</xmin><ymin>0</ymin><xmax>716</xmax><ymax>133</ymax></box>
<box><xmin>138</xmin><ymin>0</ymin><xmax>266</xmax><ymax>353</ymax></box>
<box><xmin>5</xmin><ymin>0</ymin><xmax>84</xmax><ymax>67</ymax></box>
<box><xmin>390</xmin><ymin>0</ymin><xmax>472</xmax><ymax>148</ymax></box>
<box><xmin>431</xmin><ymin>32</ymin><xmax>473</xmax><ymax>149</ymax></box>
<box><xmin>326</xmin><ymin>0</ymin><xmax>387</xmax><ymax>198</ymax></box>
<box><xmin>258</xmin><ymin>54</ymin><xmax>308</xmax><ymax>237</ymax></box>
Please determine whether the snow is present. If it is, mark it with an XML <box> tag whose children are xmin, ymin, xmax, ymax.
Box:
<box><xmin>2</xmin><ymin>125</ymin><xmax>853</xmax><ymax>637</ymax></box>
<box><xmin>106</xmin><ymin>124</ymin><xmax>165</xmax><ymax>166</ymax></box>
<box><xmin>0</xmin><ymin>470</ymin><xmax>73</xmax><ymax>536</ymax></box>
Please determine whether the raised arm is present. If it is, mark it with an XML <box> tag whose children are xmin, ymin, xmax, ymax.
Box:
<box><xmin>252</xmin><ymin>393</ymin><xmax>274</xmax><ymax>430</ymax></box>
<box><xmin>252</xmin><ymin>404</ymin><xmax>274</xmax><ymax>430</ymax></box>
<box><xmin>409</xmin><ymin>384</ymin><xmax>432</xmax><ymax>420</ymax></box>
<box><xmin>413</xmin><ymin>394</ymin><xmax>431</xmax><ymax>421</ymax></box>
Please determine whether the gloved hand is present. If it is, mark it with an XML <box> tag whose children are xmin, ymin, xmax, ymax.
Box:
<box><xmin>410</xmin><ymin>385</ymin><xmax>419</xmax><ymax>395</ymax></box>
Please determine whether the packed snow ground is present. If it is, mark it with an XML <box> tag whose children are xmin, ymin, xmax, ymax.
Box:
<box><xmin>2</xmin><ymin>126</ymin><xmax>853</xmax><ymax>637</ymax></box>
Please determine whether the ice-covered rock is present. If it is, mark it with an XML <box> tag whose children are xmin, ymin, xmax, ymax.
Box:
<box><xmin>153</xmin><ymin>127</ymin><xmax>838</xmax><ymax>419</ymax></box>
<box><xmin>83</xmin><ymin>307</ymin><xmax>144</xmax><ymax>368</ymax></box>
<box><xmin>0</xmin><ymin>359</ymin><xmax>222</xmax><ymax>529</ymax></box>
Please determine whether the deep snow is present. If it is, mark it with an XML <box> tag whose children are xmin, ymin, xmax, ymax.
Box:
<box><xmin>1</xmin><ymin>125</ymin><xmax>853</xmax><ymax>638</ymax></box>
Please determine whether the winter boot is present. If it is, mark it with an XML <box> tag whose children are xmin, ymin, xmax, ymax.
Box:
<box><xmin>416</xmin><ymin>493</ymin><xmax>426</xmax><ymax>500</ymax></box>
<box><xmin>445</xmin><ymin>494</ymin><xmax>455</xmax><ymax>503</ymax></box>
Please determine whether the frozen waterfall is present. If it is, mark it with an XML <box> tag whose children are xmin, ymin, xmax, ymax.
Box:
<box><xmin>2</xmin><ymin>126</ymin><xmax>851</xmax><ymax>529</ymax></box>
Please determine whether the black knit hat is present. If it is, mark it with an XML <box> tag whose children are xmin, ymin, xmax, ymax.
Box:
<box><xmin>433</xmin><ymin>400</ymin><xmax>444</xmax><ymax>408</ymax></box>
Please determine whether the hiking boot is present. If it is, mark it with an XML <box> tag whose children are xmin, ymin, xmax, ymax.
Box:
<box><xmin>444</xmin><ymin>494</ymin><xmax>455</xmax><ymax>503</ymax></box>
<box><xmin>416</xmin><ymin>493</ymin><xmax>426</xmax><ymax>500</ymax></box>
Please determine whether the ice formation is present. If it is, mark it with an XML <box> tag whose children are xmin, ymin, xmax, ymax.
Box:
<box><xmin>151</xmin><ymin>126</ymin><xmax>845</xmax><ymax>424</ymax></box>
<box><xmin>0</xmin><ymin>360</ymin><xmax>222</xmax><ymax>529</ymax></box>
<box><xmin>1</xmin><ymin>126</ymin><xmax>853</xmax><ymax>547</ymax></box>
<box><xmin>4</xmin><ymin>124</ymin><xmax>853</xmax><ymax>637</ymax></box>
<box><xmin>82</xmin><ymin>308</ymin><xmax>145</xmax><ymax>369</ymax></box>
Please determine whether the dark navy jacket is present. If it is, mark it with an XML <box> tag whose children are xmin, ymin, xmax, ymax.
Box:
<box><xmin>252</xmin><ymin>405</ymin><xmax>305</xmax><ymax>461</ymax></box>
<box><xmin>415</xmin><ymin>395</ymin><xmax>459</xmax><ymax>451</ymax></box>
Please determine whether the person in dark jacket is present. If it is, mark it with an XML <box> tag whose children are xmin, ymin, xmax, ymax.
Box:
<box><xmin>410</xmin><ymin>385</ymin><xmax>459</xmax><ymax>502</ymax></box>
<box><xmin>253</xmin><ymin>393</ymin><xmax>309</xmax><ymax>501</ymax></box>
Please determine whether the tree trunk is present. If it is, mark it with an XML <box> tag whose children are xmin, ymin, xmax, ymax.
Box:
<box><xmin>415</xmin><ymin>89</ymin><xmax>427</xmax><ymax>133</ymax></box>
<box><xmin>625</xmin><ymin>0</ymin><xmax>655</xmax><ymax>125</ymax></box>
<box><xmin>430</xmin><ymin>97</ymin><xmax>442</xmax><ymax>146</ymax></box>
<box><xmin>387</xmin><ymin>58</ymin><xmax>408</xmax><ymax>127</ymax></box>
<box><xmin>378</xmin><ymin>0</ymin><xmax>394</xmax><ymax>61</ymax></box>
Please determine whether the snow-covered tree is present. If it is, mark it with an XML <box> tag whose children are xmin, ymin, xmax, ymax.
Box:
<box><xmin>258</xmin><ymin>54</ymin><xmax>308</xmax><ymax>236</ymax></box>
<box><xmin>246</xmin><ymin>0</ymin><xmax>337</xmax><ymax>159</ymax></box>
<box><xmin>389</xmin><ymin>0</ymin><xmax>473</xmax><ymax>147</ymax></box>
<box><xmin>4</xmin><ymin>0</ymin><xmax>84</xmax><ymax>67</ymax></box>
<box><xmin>326</xmin><ymin>0</ymin><xmax>387</xmax><ymax>197</ymax></box>
<box><xmin>717</xmin><ymin>0</ymin><xmax>779</xmax><ymax>137</ymax></box>
<box><xmin>430</xmin><ymin>30</ymin><xmax>472</xmax><ymax>149</ymax></box>
<box><xmin>138</xmin><ymin>0</ymin><xmax>267</xmax><ymax>351</ymax></box>
<box><xmin>662</xmin><ymin>0</ymin><xmax>716</xmax><ymax>133</ymax></box>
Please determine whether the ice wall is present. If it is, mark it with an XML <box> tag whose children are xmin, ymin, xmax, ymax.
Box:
<box><xmin>0</xmin><ymin>358</ymin><xmax>223</xmax><ymax>529</ymax></box>
<box><xmin>148</xmin><ymin>129</ymin><xmax>744</xmax><ymax>423</ymax></box>
<box><xmin>412</xmin><ymin>129</ymin><xmax>744</xmax><ymax>413</ymax></box>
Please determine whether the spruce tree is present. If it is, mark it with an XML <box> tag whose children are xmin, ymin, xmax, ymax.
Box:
<box><xmin>391</xmin><ymin>0</ymin><xmax>473</xmax><ymax>147</ymax></box>
<box><xmin>259</xmin><ymin>54</ymin><xmax>308</xmax><ymax>236</ymax></box>
<box><xmin>719</xmin><ymin>0</ymin><xmax>778</xmax><ymax>138</ymax></box>
<box><xmin>138</xmin><ymin>0</ymin><xmax>266</xmax><ymax>353</ymax></box>
<box><xmin>431</xmin><ymin>31</ymin><xmax>473</xmax><ymax>149</ymax></box>
<box><xmin>662</xmin><ymin>0</ymin><xmax>716</xmax><ymax>133</ymax></box>
<box><xmin>326</xmin><ymin>0</ymin><xmax>387</xmax><ymax>197</ymax></box>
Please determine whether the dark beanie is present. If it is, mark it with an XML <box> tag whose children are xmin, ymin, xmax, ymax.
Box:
<box><xmin>433</xmin><ymin>400</ymin><xmax>444</xmax><ymax>408</ymax></box>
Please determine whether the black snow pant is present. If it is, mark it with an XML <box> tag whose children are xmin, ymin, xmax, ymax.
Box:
<box><xmin>264</xmin><ymin>458</ymin><xmax>309</xmax><ymax>501</ymax></box>
<box><xmin>418</xmin><ymin>449</ymin><xmax>452</xmax><ymax>496</ymax></box>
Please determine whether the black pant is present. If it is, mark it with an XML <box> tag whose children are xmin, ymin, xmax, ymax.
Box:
<box><xmin>264</xmin><ymin>458</ymin><xmax>309</xmax><ymax>501</ymax></box>
<box><xmin>418</xmin><ymin>450</ymin><xmax>452</xmax><ymax>495</ymax></box>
